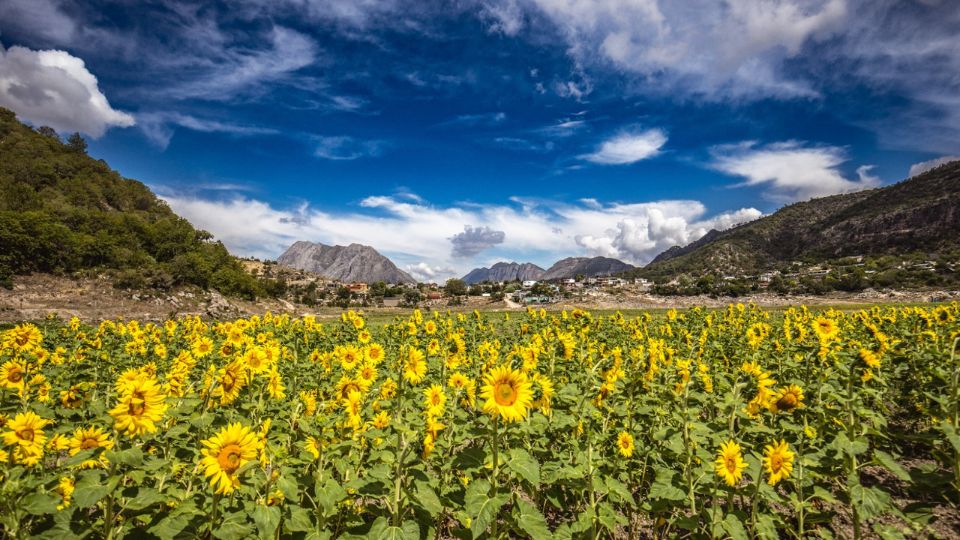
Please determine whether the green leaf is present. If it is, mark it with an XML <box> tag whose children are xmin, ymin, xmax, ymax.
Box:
<box><xmin>123</xmin><ymin>486</ymin><xmax>167</xmax><ymax>511</ymax></box>
<box><xmin>286</xmin><ymin>505</ymin><xmax>314</xmax><ymax>533</ymax></box>
<box><xmin>252</xmin><ymin>505</ymin><xmax>281</xmax><ymax>540</ymax></box>
<box><xmin>21</xmin><ymin>492</ymin><xmax>60</xmax><ymax>515</ymax></box>
<box><xmin>648</xmin><ymin>468</ymin><xmax>685</xmax><ymax>502</ymax></box>
<box><xmin>72</xmin><ymin>473</ymin><xmax>110</xmax><ymax>508</ymax></box>
<box><xmin>212</xmin><ymin>519</ymin><xmax>254</xmax><ymax>540</ymax></box>
<box><xmin>873</xmin><ymin>524</ymin><xmax>907</xmax><ymax>540</ymax></box>
<box><xmin>721</xmin><ymin>514</ymin><xmax>749</xmax><ymax>540</ymax></box>
<box><xmin>413</xmin><ymin>480</ymin><xmax>443</xmax><ymax>517</ymax></box>
<box><xmin>276</xmin><ymin>475</ymin><xmax>299</xmax><ymax>500</ymax></box>
<box><xmin>754</xmin><ymin>514</ymin><xmax>779</xmax><ymax>540</ymax></box>
<box><xmin>315</xmin><ymin>477</ymin><xmax>348</xmax><ymax>517</ymax></box>
<box><xmin>62</xmin><ymin>448</ymin><xmax>97</xmax><ymax>468</ymax></box>
<box><xmin>603</xmin><ymin>476</ymin><xmax>635</xmax><ymax>507</ymax></box>
<box><xmin>507</xmin><ymin>448</ymin><xmax>540</xmax><ymax>486</ymax></box>
<box><xmin>850</xmin><ymin>484</ymin><xmax>893</xmax><ymax>520</ymax></box>
<box><xmin>514</xmin><ymin>499</ymin><xmax>551</xmax><ymax>540</ymax></box>
<box><xmin>147</xmin><ymin>505</ymin><xmax>203</xmax><ymax>540</ymax></box>
<box><xmin>367</xmin><ymin>516</ymin><xmax>420</xmax><ymax>540</ymax></box>
<box><xmin>105</xmin><ymin>446</ymin><xmax>143</xmax><ymax>467</ymax></box>
<box><xmin>464</xmin><ymin>479</ymin><xmax>508</xmax><ymax>539</ymax></box>
<box><xmin>873</xmin><ymin>451</ymin><xmax>910</xmax><ymax>482</ymax></box>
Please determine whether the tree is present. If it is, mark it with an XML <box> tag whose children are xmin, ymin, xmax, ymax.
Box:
<box><xmin>67</xmin><ymin>132</ymin><xmax>87</xmax><ymax>153</ymax></box>
<box><xmin>444</xmin><ymin>278</ymin><xmax>468</xmax><ymax>298</ymax></box>
<box><xmin>36</xmin><ymin>126</ymin><xmax>58</xmax><ymax>139</ymax></box>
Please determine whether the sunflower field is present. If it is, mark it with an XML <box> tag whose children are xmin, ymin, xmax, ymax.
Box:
<box><xmin>1</xmin><ymin>304</ymin><xmax>959</xmax><ymax>539</ymax></box>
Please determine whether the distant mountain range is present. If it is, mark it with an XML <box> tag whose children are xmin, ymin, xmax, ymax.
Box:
<box><xmin>636</xmin><ymin>160</ymin><xmax>960</xmax><ymax>279</ymax></box>
<box><xmin>462</xmin><ymin>256</ymin><xmax>634</xmax><ymax>283</ymax></box>
<box><xmin>278</xmin><ymin>241</ymin><xmax>417</xmax><ymax>284</ymax></box>
<box><xmin>462</xmin><ymin>262</ymin><xmax>545</xmax><ymax>284</ymax></box>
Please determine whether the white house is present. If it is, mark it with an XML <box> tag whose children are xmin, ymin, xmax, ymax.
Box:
<box><xmin>522</xmin><ymin>280</ymin><xmax>538</xmax><ymax>288</ymax></box>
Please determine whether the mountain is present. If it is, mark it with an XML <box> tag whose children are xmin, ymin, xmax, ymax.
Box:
<box><xmin>462</xmin><ymin>262</ymin><xmax>545</xmax><ymax>284</ymax></box>
<box><xmin>0</xmin><ymin>107</ymin><xmax>266</xmax><ymax>298</ymax></box>
<box><xmin>278</xmin><ymin>241</ymin><xmax>416</xmax><ymax>284</ymax></box>
<box><xmin>541</xmin><ymin>257</ymin><xmax>635</xmax><ymax>280</ymax></box>
<box><xmin>639</xmin><ymin>161</ymin><xmax>960</xmax><ymax>278</ymax></box>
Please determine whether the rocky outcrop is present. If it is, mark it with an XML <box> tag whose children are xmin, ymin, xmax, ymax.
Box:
<box><xmin>540</xmin><ymin>257</ymin><xmax>634</xmax><ymax>280</ymax></box>
<box><xmin>277</xmin><ymin>241</ymin><xmax>416</xmax><ymax>284</ymax></box>
<box><xmin>462</xmin><ymin>262</ymin><xmax>545</xmax><ymax>284</ymax></box>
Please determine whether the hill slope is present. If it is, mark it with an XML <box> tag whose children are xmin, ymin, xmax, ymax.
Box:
<box><xmin>462</xmin><ymin>262</ymin><xmax>545</xmax><ymax>284</ymax></box>
<box><xmin>541</xmin><ymin>257</ymin><xmax>634</xmax><ymax>280</ymax></box>
<box><xmin>278</xmin><ymin>241</ymin><xmax>416</xmax><ymax>284</ymax></box>
<box><xmin>0</xmin><ymin>107</ymin><xmax>263</xmax><ymax>297</ymax></box>
<box><xmin>639</xmin><ymin>162</ymin><xmax>960</xmax><ymax>279</ymax></box>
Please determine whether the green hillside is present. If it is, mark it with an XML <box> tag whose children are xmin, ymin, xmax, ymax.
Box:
<box><xmin>0</xmin><ymin>107</ymin><xmax>265</xmax><ymax>297</ymax></box>
<box><xmin>633</xmin><ymin>162</ymin><xmax>960</xmax><ymax>293</ymax></box>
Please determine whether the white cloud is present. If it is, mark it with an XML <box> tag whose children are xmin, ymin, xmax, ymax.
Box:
<box><xmin>137</xmin><ymin>112</ymin><xmax>279</xmax><ymax>149</ymax></box>
<box><xmin>0</xmin><ymin>45</ymin><xmax>134</xmax><ymax>137</ymax></box>
<box><xmin>0</xmin><ymin>0</ymin><xmax>76</xmax><ymax>45</ymax></box>
<box><xmin>524</xmin><ymin>0</ymin><xmax>847</xmax><ymax>100</ymax></box>
<box><xmin>581</xmin><ymin>129</ymin><xmax>667</xmax><ymax>164</ymax></box>
<box><xmin>314</xmin><ymin>136</ymin><xmax>387</xmax><ymax>160</ymax></box>
<box><xmin>450</xmin><ymin>225</ymin><xmax>506</xmax><ymax>257</ymax></box>
<box><xmin>406</xmin><ymin>262</ymin><xmax>457</xmax><ymax>283</ymax></box>
<box><xmin>163</xmin><ymin>26</ymin><xmax>317</xmax><ymax>101</ymax></box>
<box><xmin>160</xmin><ymin>190</ymin><xmax>761</xmax><ymax>277</ymax></box>
<box><xmin>908</xmin><ymin>156</ymin><xmax>960</xmax><ymax>178</ymax></box>
<box><xmin>710</xmin><ymin>141</ymin><xmax>881</xmax><ymax>202</ymax></box>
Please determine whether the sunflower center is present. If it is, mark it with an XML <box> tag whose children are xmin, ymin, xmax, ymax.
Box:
<box><xmin>128</xmin><ymin>393</ymin><xmax>146</xmax><ymax>417</ymax></box>
<box><xmin>725</xmin><ymin>456</ymin><xmax>737</xmax><ymax>472</ymax></box>
<box><xmin>493</xmin><ymin>381</ymin><xmax>517</xmax><ymax>406</ymax></box>
<box><xmin>81</xmin><ymin>437</ymin><xmax>100</xmax><ymax>449</ymax></box>
<box><xmin>777</xmin><ymin>394</ymin><xmax>797</xmax><ymax>410</ymax></box>
<box><xmin>771</xmin><ymin>455</ymin><xmax>783</xmax><ymax>470</ymax></box>
<box><xmin>7</xmin><ymin>369</ymin><xmax>22</xmax><ymax>383</ymax></box>
<box><xmin>217</xmin><ymin>444</ymin><xmax>244</xmax><ymax>473</ymax></box>
<box><xmin>17</xmin><ymin>428</ymin><xmax>34</xmax><ymax>441</ymax></box>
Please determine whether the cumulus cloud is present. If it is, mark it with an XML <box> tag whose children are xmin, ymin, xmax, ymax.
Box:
<box><xmin>0</xmin><ymin>45</ymin><xmax>134</xmax><ymax>137</ymax></box>
<box><xmin>159</xmin><ymin>190</ymin><xmax>761</xmax><ymax>277</ymax></box>
<box><xmin>908</xmin><ymin>156</ymin><xmax>960</xmax><ymax>178</ymax></box>
<box><xmin>138</xmin><ymin>112</ymin><xmax>279</xmax><ymax>149</ymax></box>
<box><xmin>581</xmin><ymin>129</ymin><xmax>667</xmax><ymax>164</ymax></box>
<box><xmin>710</xmin><ymin>141</ymin><xmax>881</xmax><ymax>202</ymax></box>
<box><xmin>450</xmin><ymin>225</ymin><xmax>506</xmax><ymax>257</ymax></box>
<box><xmin>406</xmin><ymin>262</ymin><xmax>457</xmax><ymax>282</ymax></box>
<box><xmin>313</xmin><ymin>136</ymin><xmax>387</xmax><ymax>160</ymax></box>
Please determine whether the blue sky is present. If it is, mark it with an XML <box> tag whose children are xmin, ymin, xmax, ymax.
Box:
<box><xmin>1</xmin><ymin>0</ymin><xmax>958</xmax><ymax>281</ymax></box>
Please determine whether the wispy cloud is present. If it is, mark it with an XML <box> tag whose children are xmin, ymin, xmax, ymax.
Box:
<box><xmin>581</xmin><ymin>128</ymin><xmax>667</xmax><ymax>165</ymax></box>
<box><xmin>908</xmin><ymin>156</ymin><xmax>960</xmax><ymax>178</ymax></box>
<box><xmin>137</xmin><ymin>112</ymin><xmax>279</xmax><ymax>149</ymax></box>
<box><xmin>313</xmin><ymin>136</ymin><xmax>387</xmax><ymax>160</ymax></box>
<box><xmin>710</xmin><ymin>140</ymin><xmax>881</xmax><ymax>202</ymax></box>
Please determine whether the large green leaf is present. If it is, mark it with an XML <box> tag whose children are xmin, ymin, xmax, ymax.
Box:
<box><xmin>507</xmin><ymin>448</ymin><xmax>540</xmax><ymax>486</ymax></box>
<box><xmin>464</xmin><ymin>479</ymin><xmax>508</xmax><ymax>539</ymax></box>
<box><xmin>514</xmin><ymin>499</ymin><xmax>552</xmax><ymax>540</ymax></box>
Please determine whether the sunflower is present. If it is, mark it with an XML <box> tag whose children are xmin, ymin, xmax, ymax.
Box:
<box><xmin>480</xmin><ymin>365</ymin><xmax>533</xmax><ymax>423</ymax></box>
<box><xmin>338</xmin><ymin>345</ymin><xmax>363</xmax><ymax>371</ymax></box>
<box><xmin>372</xmin><ymin>411</ymin><xmax>390</xmax><ymax>429</ymax></box>
<box><xmin>714</xmin><ymin>440</ymin><xmax>747</xmax><ymax>487</ymax></box>
<box><xmin>616</xmin><ymin>431</ymin><xmax>634</xmax><ymax>458</ymax></box>
<box><xmin>109</xmin><ymin>376</ymin><xmax>168</xmax><ymax>437</ymax></box>
<box><xmin>403</xmin><ymin>347</ymin><xmax>427</xmax><ymax>385</ymax></box>
<box><xmin>213</xmin><ymin>360</ymin><xmax>246</xmax><ymax>406</ymax></box>
<box><xmin>200</xmin><ymin>423</ymin><xmax>259</xmax><ymax>494</ymax></box>
<box><xmin>762</xmin><ymin>439</ymin><xmax>795</xmax><ymax>485</ymax></box>
<box><xmin>771</xmin><ymin>385</ymin><xmax>804</xmax><ymax>413</ymax></box>
<box><xmin>2</xmin><ymin>411</ymin><xmax>49</xmax><ymax>465</ymax></box>
<box><xmin>304</xmin><ymin>436</ymin><xmax>321</xmax><ymax>460</ymax></box>
<box><xmin>356</xmin><ymin>363</ymin><xmax>378</xmax><ymax>387</ymax></box>
<box><xmin>448</xmin><ymin>372</ymin><xmax>469</xmax><ymax>390</ymax></box>
<box><xmin>424</xmin><ymin>384</ymin><xmax>446</xmax><ymax>416</ymax></box>
<box><xmin>241</xmin><ymin>347</ymin><xmax>270</xmax><ymax>374</ymax></box>
<box><xmin>3</xmin><ymin>324</ymin><xmax>43</xmax><ymax>352</ymax></box>
<box><xmin>859</xmin><ymin>348</ymin><xmax>881</xmax><ymax>369</ymax></box>
<box><xmin>812</xmin><ymin>317</ymin><xmax>839</xmax><ymax>342</ymax></box>
<box><xmin>56</xmin><ymin>477</ymin><xmax>75</xmax><ymax>510</ymax></box>
<box><xmin>266</xmin><ymin>369</ymin><xmax>286</xmax><ymax>399</ymax></box>
<box><xmin>0</xmin><ymin>360</ymin><xmax>26</xmax><ymax>392</ymax></box>
<box><xmin>365</xmin><ymin>344</ymin><xmax>385</xmax><ymax>365</ymax></box>
<box><xmin>191</xmin><ymin>336</ymin><xmax>214</xmax><ymax>358</ymax></box>
<box><xmin>67</xmin><ymin>426</ymin><xmax>114</xmax><ymax>468</ymax></box>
